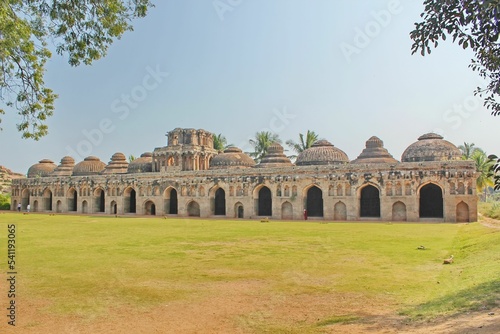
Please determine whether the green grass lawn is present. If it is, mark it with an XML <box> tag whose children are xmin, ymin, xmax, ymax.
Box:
<box><xmin>1</xmin><ymin>213</ymin><xmax>499</xmax><ymax>331</ymax></box>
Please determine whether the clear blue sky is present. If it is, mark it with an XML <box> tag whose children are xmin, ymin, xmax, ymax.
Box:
<box><xmin>2</xmin><ymin>0</ymin><xmax>498</xmax><ymax>173</ymax></box>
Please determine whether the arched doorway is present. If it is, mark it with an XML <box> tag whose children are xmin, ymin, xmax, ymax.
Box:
<box><xmin>33</xmin><ymin>200</ymin><xmax>38</xmax><ymax>212</ymax></box>
<box><xmin>419</xmin><ymin>184</ymin><xmax>443</xmax><ymax>218</ymax></box>
<box><xmin>94</xmin><ymin>189</ymin><xmax>105</xmax><ymax>213</ymax></box>
<box><xmin>392</xmin><ymin>201</ymin><xmax>407</xmax><ymax>221</ymax></box>
<box><xmin>258</xmin><ymin>187</ymin><xmax>272</xmax><ymax>216</ymax></box>
<box><xmin>306</xmin><ymin>186</ymin><xmax>323</xmax><ymax>217</ymax></box>
<box><xmin>56</xmin><ymin>200</ymin><xmax>62</xmax><ymax>213</ymax></box>
<box><xmin>281</xmin><ymin>202</ymin><xmax>293</xmax><ymax>220</ymax></box>
<box><xmin>67</xmin><ymin>188</ymin><xmax>77</xmax><ymax>212</ymax></box>
<box><xmin>164</xmin><ymin>188</ymin><xmax>178</xmax><ymax>214</ymax></box>
<box><xmin>334</xmin><ymin>201</ymin><xmax>347</xmax><ymax>221</ymax></box>
<box><xmin>360</xmin><ymin>185</ymin><xmax>380</xmax><ymax>217</ymax></box>
<box><xmin>214</xmin><ymin>188</ymin><xmax>226</xmax><ymax>215</ymax></box>
<box><xmin>456</xmin><ymin>201</ymin><xmax>469</xmax><ymax>222</ymax></box>
<box><xmin>187</xmin><ymin>201</ymin><xmax>201</xmax><ymax>217</ymax></box>
<box><xmin>82</xmin><ymin>200</ymin><xmax>88</xmax><ymax>213</ymax></box>
<box><xmin>110</xmin><ymin>201</ymin><xmax>117</xmax><ymax>214</ymax></box>
<box><xmin>144</xmin><ymin>201</ymin><xmax>156</xmax><ymax>215</ymax></box>
<box><xmin>43</xmin><ymin>188</ymin><xmax>52</xmax><ymax>211</ymax></box>
<box><xmin>234</xmin><ymin>202</ymin><xmax>244</xmax><ymax>218</ymax></box>
<box><xmin>124</xmin><ymin>187</ymin><xmax>136</xmax><ymax>213</ymax></box>
<box><xmin>21</xmin><ymin>189</ymin><xmax>30</xmax><ymax>211</ymax></box>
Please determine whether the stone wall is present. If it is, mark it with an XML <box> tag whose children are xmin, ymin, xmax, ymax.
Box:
<box><xmin>10</xmin><ymin>160</ymin><xmax>478</xmax><ymax>222</ymax></box>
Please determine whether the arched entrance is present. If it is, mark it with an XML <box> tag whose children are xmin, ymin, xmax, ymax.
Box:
<box><xmin>258</xmin><ymin>186</ymin><xmax>272</xmax><ymax>216</ymax></box>
<box><xmin>392</xmin><ymin>201</ymin><xmax>407</xmax><ymax>221</ymax></box>
<box><xmin>110</xmin><ymin>201</ymin><xmax>117</xmax><ymax>214</ymax></box>
<box><xmin>360</xmin><ymin>185</ymin><xmax>380</xmax><ymax>217</ymax></box>
<box><xmin>214</xmin><ymin>188</ymin><xmax>226</xmax><ymax>215</ymax></box>
<box><xmin>164</xmin><ymin>188</ymin><xmax>178</xmax><ymax>214</ymax></box>
<box><xmin>334</xmin><ymin>201</ymin><xmax>347</xmax><ymax>221</ymax></box>
<box><xmin>144</xmin><ymin>201</ymin><xmax>156</xmax><ymax>215</ymax></box>
<box><xmin>94</xmin><ymin>189</ymin><xmax>105</xmax><ymax>213</ymax></box>
<box><xmin>187</xmin><ymin>201</ymin><xmax>201</xmax><ymax>217</ymax></box>
<box><xmin>419</xmin><ymin>184</ymin><xmax>443</xmax><ymax>218</ymax></box>
<box><xmin>124</xmin><ymin>187</ymin><xmax>136</xmax><ymax>213</ymax></box>
<box><xmin>67</xmin><ymin>188</ymin><xmax>77</xmax><ymax>212</ymax></box>
<box><xmin>43</xmin><ymin>188</ymin><xmax>52</xmax><ymax>211</ymax></box>
<box><xmin>56</xmin><ymin>200</ymin><xmax>62</xmax><ymax>213</ymax></box>
<box><xmin>281</xmin><ymin>201</ymin><xmax>293</xmax><ymax>220</ymax></box>
<box><xmin>456</xmin><ymin>201</ymin><xmax>469</xmax><ymax>222</ymax></box>
<box><xmin>306</xmin><ymin>186</ymin><xmax>323</xmax><ymax>217</ymax></box>
<box><xmin>234</xmin><ymin>202</ymin><xmax>244</xmax><ymax>218</ymax></box>
<box><xmin>82</xmin><ymin>200</ymin><xmax>88</xmax><ymax>213</ymax></box>
<box><xmin>33</xmin><ymin>200</ymin><xmax>38</xmax><ymax>212</ymax></box>
<box><xmin>21</xmin><ymin>189</ymin><xmax>30</xmax><ymax>211</ymax></box>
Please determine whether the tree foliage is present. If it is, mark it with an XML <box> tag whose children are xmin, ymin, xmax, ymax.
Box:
<box><xmin>248</xmin><ymin>131</ymin><xmax>281</xmax><ymax>163</ymax></box>
<box><xmin>0</xmin><ymin>0</ymin><xmax>153</xmax><ymax>140</ymax></box>
<box><xmin>410</xmin><ymin>0</ymin><xmax>500</xmax><ymax>115</ymax></box>
<box><xmin>488</xmin><ymin>154</ymin><xmax>500</xmax><ymax>191</ymax></box>
<box><xmin>285</xmin><ymin>130</ymin><xmax>318</xmax><ymax>159</ymax></box>
<box><xmin>213</xmin><ymin>133</ymin><xmax>232</xmax><ymax>152</ymax></box>
<box><xmin>458</xmin><ymin>142</ymin><xmax>480</xmax><ymax>160</ymax></box>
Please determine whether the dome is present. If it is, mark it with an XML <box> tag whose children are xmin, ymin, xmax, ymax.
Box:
<box><xmin>102</xmin><ymin>152</ymin><xmax>129</xmax><ymax>174</ymax></box>
<box><xmin>257</xmin><ymin>142</ymin><xmax>292</xmax><ymax>168</ymax></box>
<box><xmin>72</xmin><ymin>156</ymin><xmax>106</xmax><ymax>176</ymax></box>
<box><xmin>127</xmin><ymin>152</ymin><xmax>153</xmax><ymax>173</ymax></box>
<box><xmin>351</xmin><ymin>136</ymin><xmax>398</xmax><ymax>164</ymax></box>
<box><xmin>296</xmin><ymin>140</ymin><xmax>349</xmax><ymax>166</ymax></box>
<box><xmin>27</xmin><ymin>159</ymin><xmax>57</xmax><ymax>178</ymax></box>
<box><xmin>50</xmin><ymin>156</ymin><xmax>75</xmax><ymax>176</ymax></box>
<box><xmin>209</xmin><ymin>147</ymin><xmax>255</xmax><ymax>169</ymax></box>
<box><xmin>401</xmin><ymin>133</ymin><xmax>461</xmax><ymax>162</ymax></box>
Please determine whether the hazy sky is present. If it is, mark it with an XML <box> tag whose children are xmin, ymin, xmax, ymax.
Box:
<box><xmin>2</xmin><ymin>0</ymin><xmax>498</xmax><ymax>173</ymax></box>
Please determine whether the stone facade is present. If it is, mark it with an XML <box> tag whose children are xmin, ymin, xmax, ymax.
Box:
<box><xmin>10</xmin><ymin>129</ymin><xmax>478</xmax><ymax>222</ymax></box>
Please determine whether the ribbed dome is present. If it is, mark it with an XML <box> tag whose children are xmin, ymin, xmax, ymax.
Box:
<box><xmin>50</xmin><ymin>156</ymin><xmax>75</xmax><ymax>176</ymax></box>
<box><xmin>102</xmin><ymin>152</ymin><xmax>129</xmax><ymax>174</ymax></box>
<box><xmin>209</xmin><ymin>147</ymin><xmax>255</xmax><ymax>169</ymax></box>
<box><xmin>296</xmin><ymin>140</ymin><xmax>349</xmax><ymax>166</ymax></box>
<box><xmin>127</xmin><ymin>152</ymin><xmax>153</xmax><ymax>173</ymax></box>
<box><xmin>72</xmin><ymin>156</ymin><xmax>106</xmax><ymax>176</ymax></box>
<box><xmin>401</xmin><ymin>133</ymin><xmax>461</xmax><ymax>162</ymax></box>
<box><xmin>257</xmin><ymin>142</ymin><xmax>292</xmax><ymax>168</ymax></box>
<box><xmin>351</xmin><ymin>136</ymin><xmax>398</xmax><ymax>164</ymax></box>
<box><xmin>27</xmin><ymin>159</ymin><xmax>57</xmax><ymax>178</ymax></box>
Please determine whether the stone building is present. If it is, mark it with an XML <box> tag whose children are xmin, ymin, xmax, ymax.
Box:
<box><xmin>10</xmin><ymin>128</ymin><xmax>478</xmax><ymax>222</ymax></box>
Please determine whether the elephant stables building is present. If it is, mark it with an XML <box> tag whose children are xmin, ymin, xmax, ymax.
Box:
<box><xmin>11</xmin><ymin>128</ymin><xmax>478</xmax><ymax>222</ymax></box>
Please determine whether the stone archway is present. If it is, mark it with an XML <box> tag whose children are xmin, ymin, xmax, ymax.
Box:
<box><xmin>360</xmin><ymin>185</ymin><xmax>380</xmax><ymax>218</ymax></box>
<box><xmin>214</xmin><ymin>188</ymin><xmax>226</xmax><ymax>215</ymax></box>
<box><xmin>94</xmin><ymin>188</ymin><xmax>105</xmax><ymax>213</ymax></box>
<box><xmin>42</xmin><ymin>188</ymin><xmax>53</xmax><ymax>211</ymax></box>
<box><xmin>144</xmin><ymin>201</ymin><xmax>156</xmax><ymax>215</ymax></box>
<box><xmin>124</xmin><ymin>187</ymin><xmax>136</xmax><ymax>213</ymax></box>
<box><xmin>456</xmin><ymin>201</ymin><xmax>469</xmax><ymax>222</ymax></box>
<box><xmin>258</xmin><ymin>186</ymin><xmax>272</xmax><ymax>216</ymax></box>
<box><xmin>419</xmin><ymin>183</ymin><xmax>443</xmax><ymax>218</ymax></box>
<box><xmin>234</xmin><ymin>202</ymin><xmax>244</xmax><ymax>218</ymax></box>
<box><xmin>67</xmin><ymin>188</ymin><xmax>77</xmax><ymax>212</ymax></box>
<box><xmin>164</xmin><ymin>187</ymin><xmax>178</xmax><ymax>214</ymax></box>
<box><xmin>306</xmin><ymin>186</ymin><xmax>323</xmax><ymax>217</ymax></box>
<box><xmin>281</xmin><ymin>201</ymin><xmax>293</xmax><ymax>220</ymax></box>
<box><xmin>334</xmin><ymin>201</ymin><xmax>347</xmax><ymax>221</ymax></box>
<box><xmin>392</xmin><ymin>201</ymin><xmax>407</xmax><ymax>221</ymax></box>
<box><xmin>187</xmin><ymin>201</ymin><xmax>201</xmax><ymax>217</ymax></box>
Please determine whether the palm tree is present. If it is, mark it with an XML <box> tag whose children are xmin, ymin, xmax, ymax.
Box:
<box><xmin>472</xmin><ymin>149</ymin><xmax>494</xmax><ymax>201</ymax></box>
<box><xmin>213</xmin><ymin>134</ymin><xmax>228</xmax><ymax>152</ymax></box>
<box><xmin>286</xmin><ymin>130</ymin><xmax>319</xmax><ymax>159</ymax></box>
<box><xmin>458</xmin><ymin>142</ymin><xmax>478</xmax><ymax>160</ymax></box>
<box><xmin>128</xmin><ymin>155</ymin><xmax>136</xmax><ymax>163</ymax></box>
<box><xmin>248</xmin><ymin>131</ymin><xmax>281</xmax><ymax>162</ymax></box>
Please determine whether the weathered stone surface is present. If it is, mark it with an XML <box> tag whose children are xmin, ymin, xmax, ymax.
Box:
<box><xmin>10</xmin><ymin>129</ymin><xmax>477</xmax><ymax>223</ymax></box>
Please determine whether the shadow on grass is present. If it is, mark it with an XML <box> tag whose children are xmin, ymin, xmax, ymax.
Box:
<box><xmin>401</xmin><ymin>279</ymin><xmax>500</xmax><ymax>320</ymax></box>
